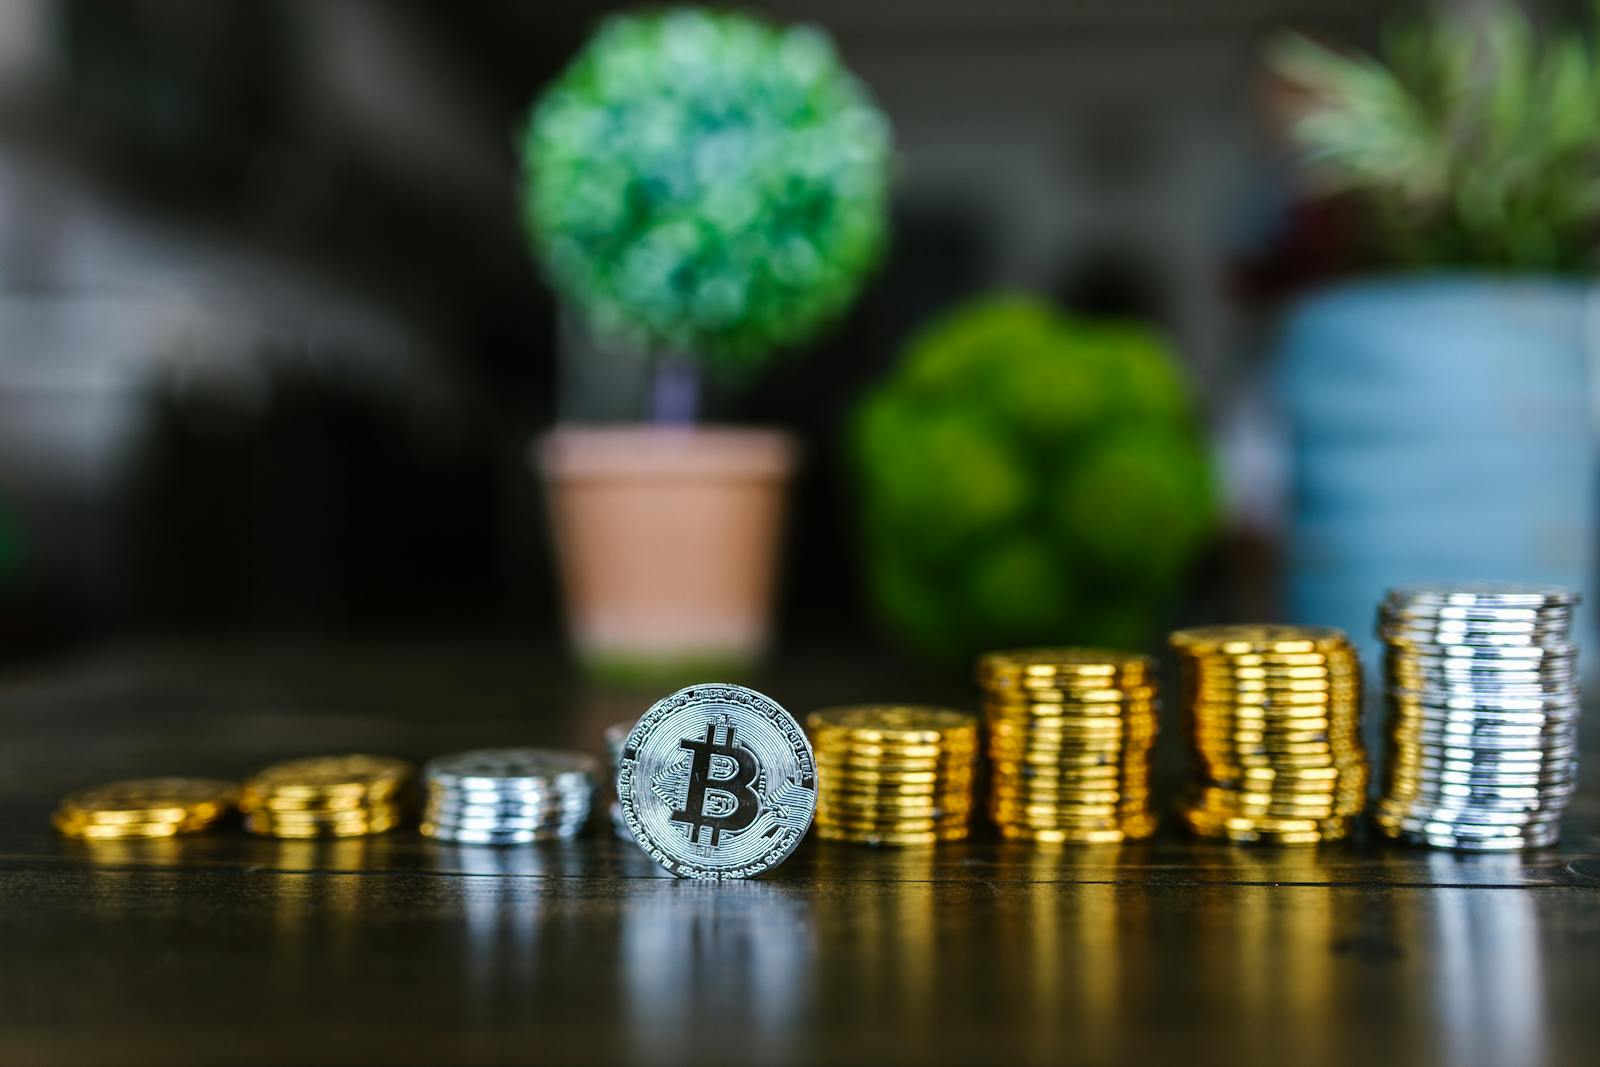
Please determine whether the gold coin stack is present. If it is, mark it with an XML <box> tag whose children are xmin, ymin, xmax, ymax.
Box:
<box><xmin>240</xmin><ymin>754</ymin><xmax>414</xmax><ymax>838</ymax></box>
<box><xmin>976</xmin><ymin>648</ymin><xmax>1159</xmax><ymax>844</ymax></box>
<box><xmin>807</xmin><ymin>705</ymin><xmax>978</xmax><ymax>846</ymax></box>
<box><xmin>53</xmin><ymin>778</ymin><xmax>238</xmax><ymax>839</ymax></box>
<box><xmin>1171</xmin><ymin>625</ymin><xmax>1367</xmax><ymax>844</ymax></box>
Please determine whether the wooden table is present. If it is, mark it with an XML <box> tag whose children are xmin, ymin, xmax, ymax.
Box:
<box><xmin>3</xmin><ymin>645</ymin><xmax>1598</xmax><ymax>1066</ymax></box>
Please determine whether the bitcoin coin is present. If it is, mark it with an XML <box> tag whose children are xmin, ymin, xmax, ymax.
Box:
<box><xmin>619</xmin><ymin>684</ymin><xmax>815</xmax><ymax>878</ymax></box>
<box><xmin>605</xmin><ymin>719</ymin><xmax>638</xmax><ymax>841</ymax></box>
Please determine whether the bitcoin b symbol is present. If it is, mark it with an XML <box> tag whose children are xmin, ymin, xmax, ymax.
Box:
<box><xmin>672</xmin><ymin>721</ymin><xmax>760</xmax><ymax>846</ymax></box>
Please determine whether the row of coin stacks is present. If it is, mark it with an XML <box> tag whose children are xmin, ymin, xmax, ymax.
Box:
<box><xmin>55</xmin><ymin>750</ymin><xmax>599</xmax><ymax>842</ymax></box>
<box><xmin>52</xmin><ymin>586</ymin><xmax>1582</xmax><ymax>853</ymax></box>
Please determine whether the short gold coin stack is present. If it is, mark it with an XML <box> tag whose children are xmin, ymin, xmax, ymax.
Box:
<box><xmin>240</xmin><ymin>754</ymin><xmax>414</xmax><ymax>838</ymax></box>
<box><xmin>976</xmin><ymin>648</ymin><xmax>1159</xmax><ymax>844</ymax></box>
<box><xmin>1171</xmin><ymin>625</ymin><xmax>1367</xmax><ymax>844</ymax></box>
<box><xmin>53</xmin><ymin>778</ymin><xmax>238</xmax><ymax>839</ymax></box>
<box><xmin>807</xmin><ymin>705</ymin><xmax>978</xmax><ymax>846</ymax></box>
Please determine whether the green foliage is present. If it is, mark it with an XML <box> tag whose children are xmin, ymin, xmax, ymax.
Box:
<box><xmin>1270</xmin><ymin>5</ymin><xmax>1600</xmax><ymax>272</ymax></box>
<box><xmin>520</xmin><ymin>8</ymin><xmax>892</xmax><ymax>371</ymax></box>
<box><xmin>851</xmin><ymin>296</ymin><xmax>1217</xmax><ymax>661</ymax></box>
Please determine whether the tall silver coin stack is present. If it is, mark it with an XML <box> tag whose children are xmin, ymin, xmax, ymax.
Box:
<box><xmin>605</xmin><ymin>721</ymin><xmax>635</xmax><ymax>840</ymax></box>
<box><xmin>420</xmin><ymin>748</ymin><xmax>598</xmax><ymax>845</ymax></box>
<box><xmin>1375</xmin><ymin>584</ymin><xmax>1581</xmax><ymax>851</ymax></box>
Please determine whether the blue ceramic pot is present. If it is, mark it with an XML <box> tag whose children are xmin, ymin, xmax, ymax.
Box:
<box><xmin>1277</xmin><ymin>276</ymin><xmax>1598</xmax><ymax>667</ymax></box>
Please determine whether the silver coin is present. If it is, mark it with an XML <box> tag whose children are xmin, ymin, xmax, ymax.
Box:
<box><xmin>425</xmin><ymin>798</ymin><xmax>592</xmax><ymax>821</ymax></box>
<box><xmin>1376</xmin><ymin>821</ymin><xmax>1560</xmax><ymax>851</ymax></box>
<box><xmin>618</xmin><ymin>683</ymin><xmax>817</xmax><ymax>880</ymax></box>
<box><xmin>427</xmin><ymin>785</ymin><xmax>594</xmax><ymax>806</ymax></box>
<box><xmin>610</xmin><ymin>800</ymin><xmax>633</xmax><ymax>841</ymax></box>
<box><xmin>1383</xmin><ymin>583</ymin><xmax>1580</xmax><ymax>608</ymax></box>
<box><xmin>425</xmin><ymin>747</ymin><xmax>599</xmax><ymax>790</ymax></box>
<box><xmin>1376</xmin><ymin>810</ymin><xmax>1561</xmax><ymax>837</ymax></box>
<box><xmin>605</xmin><ymin>720</ymin><xmax>635</xmax><ymax>764</ymax></box>
<box><xmin>1389</xmin><ymin>750</ymin><xmax>1577</xmax><ymax>774</ymax></box>
<box><xmin>1387</xmin><ymin>717</ymin><xmax>1579</xmax><ymax>740</ymax></box>
<box><xmin>1381</xmin><ymin>631</ymin><xmax>1572</xmax><ymax>652</ymax></box>
<box><xmin>1377</xmin><ymin>582</ymin><xmax>1581</xmax><ymax>853</ymax></box>
<box><xmin>426</xmin><ymin>814</ymin><xmax>590</xmax><ymax>833</ymax></box>
<box><xmin>421</xmin><ymin>823</ymin><xmax>579</xmax><ymax>845</ymax></box>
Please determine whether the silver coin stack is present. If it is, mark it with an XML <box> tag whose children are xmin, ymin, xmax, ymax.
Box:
<box><xmin>1374</xmin><ymin>584</ymin><xmax>1581</xmax><ymax>851</ymax></box>
<box><xmin>604</xmin><ymin>720</ymin><xmax>635</xmax><ymax>841</ymax></box>
<box><xmin>421</xmin><ymin>748</ymin><xmax>598</xmax><ymax>845</ymax></box>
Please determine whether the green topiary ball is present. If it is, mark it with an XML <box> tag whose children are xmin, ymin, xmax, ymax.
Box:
<box><xmin>851</xmin><ymin>295</ymin><xmax>1217</xmax><ymax>660</ymax></box>
<box><xmin>520</xmin><ymin>8</ymin><xmax>893</xmax><ymax>371</ymax></box>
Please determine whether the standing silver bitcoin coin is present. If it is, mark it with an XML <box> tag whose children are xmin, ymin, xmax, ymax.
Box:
<box><xmin>619</xmin><ymin>683</ymin><xmax>816</xmax><ymax>879</ymax></box>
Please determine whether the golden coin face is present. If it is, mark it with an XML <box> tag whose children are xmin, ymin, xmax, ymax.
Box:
<box><xmin>806</xmin><ymin>705</ymin><xmax>977</xmax><ymax>745</ymax></box>
<box><xmin>1170</xmin><ymin>625</ymin><xmax>1352</xmax><ymax>655</ymax></box>
<box><xmin>984</xmin><ymin>698</ymin><xmax>1160</xmax><ymax>720</ymax></box>
<box><xmin>984</xmin><ymin>687</ymin><xmax>1158</xmax><ymax>709</ymax></box>
<box><xmin>978</xmin><ymin>647</ymin><xmax>1153</xmax><ymax>679</ymax></box>
<box><xmin>246</xmin><ymin>755</ymin><xmax>414</xmax><ymax>795</ymax></box>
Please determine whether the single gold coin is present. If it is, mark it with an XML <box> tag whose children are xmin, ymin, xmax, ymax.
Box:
<box><xmin>984</xmin><ymin>689</ymin><xmax>1158</xmax><ymax>710</ymax></box>
<box><xmin>245</xmin><ymin>806</ymin><xmax>402</xmax><ymax>838</ymax></box>
<box><xmin>818</xmin><ymin>794</ymin><xmax>972</xmax><ymax>817</ymax></box>
<box><xmin>816</xmin><ymin>824</ymin><xmax>970</xmax><ymax>846</ymax></box>
<box><xmin>816</xmin><ymin>811</ymin><xmax>970</xmax><ymax>833</ymax></box>
<box><xmin>1179</xmin><ymin>805</ymin><xmax>1352</xmax><ymax>844</ymax></box>
<box><xmin>1171</xmin><ymin>625</ymin><xmax>1353</xmax><ymax>656</ymax></box>
<box><xmin>995</xmin><ymin>817</ymin><xmax>1157</xmax><ymax>844</ymax></box>
<box><xmin>987</xmin><ymin>719</ymin><xmax>1159</xmax><ymax>743</ymax></box>
<box><xmin>242</xmin><ymin>754</ymin><xmax>414</xmax><ymax>801</ymax></box>
<box><xmin>807</xmin><ymin>705</ymin><xmax>978</xmax><ymax>745</ymax></box>
<box><xmin>978</xmin><ymin>647</ymin><xmax>1153</xmax><ymax>682</ymax></box>
<box><xmin>53</xmin><ymin>815</ymin><xmax>187</xmax><ymax>839</ymax></box>
<box><xmin>985</xmin><ymin>751</ymin><xmax>1136</xmax><ymax>774</ymax></box>
<box><xmin>818</xmin><ymin>774</ymin><xmax>974</xmax><ymax>796</ymax></box>
<box><xmin>54</xmin><ymin>777</ymin><xmax>238</xmax><ymax>839</ymax></box>
<box><xmin>1183</xmin><ymin>654</ymin><xmax>1361</xmax><ymax>672</ymax></box>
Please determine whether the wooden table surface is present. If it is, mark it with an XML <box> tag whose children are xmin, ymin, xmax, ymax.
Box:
<box><xmin>3</xmin><ymin>644</ymin><xmax>1598</xmax><ymax>1067</ymax></box>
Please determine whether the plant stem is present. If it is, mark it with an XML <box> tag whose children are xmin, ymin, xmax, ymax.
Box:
<box><xmin>650</xmin><ymin>356</ymin><xmax>701</xmax><ymax>425</ymax></box>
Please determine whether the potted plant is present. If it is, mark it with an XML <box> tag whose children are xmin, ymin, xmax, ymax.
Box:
<box><xmin>1267</xmin><ymin>5</ymin><xmax>1600</xmax><ymax>657</ymax></box>
<box><xmin>521</xmin><ymin>8</ymin><xmax>892</xmax><ymax>681</ymax></box>
<box><xmin>850</xmin><ymin>295</ymin><xmax>1216</xmax><ymax>661</ymax></box>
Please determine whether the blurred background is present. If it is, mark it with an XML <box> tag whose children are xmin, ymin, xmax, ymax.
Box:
<box><xmin>1</xmin><ymin>0</ymin><xmax>1595</xmax><ymax>681</ymax></box>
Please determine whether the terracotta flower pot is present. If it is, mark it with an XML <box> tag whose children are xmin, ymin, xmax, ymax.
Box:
<box><xmin>537</xmin><ymin>424</ymin><xmax>798</xmax><ymax>682</ymax></box>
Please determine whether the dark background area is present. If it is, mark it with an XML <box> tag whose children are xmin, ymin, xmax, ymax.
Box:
<box><xmin>0</xmin><ymin>0</ymin><xmax>1465</xmax><ymax>660</ymax></box>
